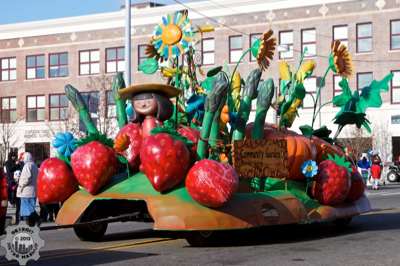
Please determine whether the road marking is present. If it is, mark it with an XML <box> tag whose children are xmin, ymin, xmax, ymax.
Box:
<box><xmin>366</xmin><ymin>191</ymin><xmax>400</xmax><ymax>197</ymax></box>
<box><xmin>0</xmin><ymin>238</ymin><xmax>177</xmax><ymax>265</ymax></box>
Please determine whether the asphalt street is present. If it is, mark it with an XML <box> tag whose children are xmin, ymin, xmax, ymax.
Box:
<box><xmin>1</xmin><ymin>184</ymin><xmax>400</xmax><ymax>266</ymax></box>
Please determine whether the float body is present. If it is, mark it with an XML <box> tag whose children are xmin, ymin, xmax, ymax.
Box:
<box><xmin>56</xmin><ymin>171</ymin><xmax>371</xmax><ymax>231</ymax></box>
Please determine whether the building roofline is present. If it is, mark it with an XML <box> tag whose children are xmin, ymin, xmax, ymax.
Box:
<box><xmin>0</xmin><ymin>0</ymin><xmax>354</xmax><ymax>40</ymax></box>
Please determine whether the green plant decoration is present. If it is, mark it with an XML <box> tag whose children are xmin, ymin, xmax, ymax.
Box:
<box><xmin>64</xmin><ymin>84</ymin><xmax>99</xmax><ymax>136</ymax></box>
<box><xmin>327</xmin><ymin>154</ymin><xmax>352</xmax><ymax>174</ymax></box>
<box><xmin>232</xmin><ymin>69</ymin><xmax>262</xmax><ymax>141</ymax></box>
<box><xmin>111</xmin><ymin>72</ymin><xmax>128</xmax><ymax>129</ymax></box>
<box><xmin>332</xmin><ymin>73</ymin><xmax>393</xmax><ymax>141</ymax></box>
<box><xmin>251</xmin><ymin>79</ymin><xmax>275</xmax><ymax>139</ymax></box>
<box><xmin>76</xmin><ymin>132</ymin><xmax>114</xmax><ymax>149</ymax></box>
<box><xmin>139</xmin><ymin>58</ymin><xmax>159</xmax><ymax>74</ymax></box>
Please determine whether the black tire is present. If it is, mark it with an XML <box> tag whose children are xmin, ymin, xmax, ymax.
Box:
<box><xmin>73</xmin><ymin>207</ymin><xmax>108</xmax><ymax>242</ymax></box>
<box><xmin>0</xmin><ymin>217</ymin><xmax>5</xmax><ymax>235</ymax></box>
<box><xmin>185</xmin><ymin>231</ymin><xmax>216</xmax><ymax>247</ymax></box>
<box><xmin>333</xmin><ymin>217</ymin><xmax>352</xmax><ymax>228</ymax></box>
<box><xmin>387</xmin><ymin>171</ymin><xmax>398</xmax><ymax>183</ymax></box>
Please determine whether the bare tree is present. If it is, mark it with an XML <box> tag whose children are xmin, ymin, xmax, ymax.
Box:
<box><xmin>85</xmin><ymin>74</ymin><xmax>118</xmax><ymax>137</ymax></box>
<box><xmin>372</xmin><ymin>121</ymin><xmax>392</xmax><ymax>164</ymax></box>
<box><xmin>337</xmin><ymin>127</ymin><xmax>372</xmax><ymax>160</ymax></box>
<box><xmin>0</xmin><ymin>121</ymin><xmax>19</xmax><ymax>166</ymax></box>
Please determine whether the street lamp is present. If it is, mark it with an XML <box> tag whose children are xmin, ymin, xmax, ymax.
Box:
<box><xmin>125</xmin><ymin>0</ymin><xmax>132</xmax><ymax>86</ymax></box>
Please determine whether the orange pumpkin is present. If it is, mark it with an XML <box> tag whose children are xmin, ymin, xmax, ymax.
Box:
<box><xmin>311</xmin><ymin>137</ymin><xmax>344</xmax><ymax>164</ymax></box>
<box><xmin>245</xmin><ymin>123</ymin><xmax>317</xmax><ymax>180</ymax></box>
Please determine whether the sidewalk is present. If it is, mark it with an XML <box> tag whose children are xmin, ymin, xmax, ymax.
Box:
<box><xmin>5</xmin><ymin>203</ymin><xmax>57</xmax><ymax>227</ymax></box>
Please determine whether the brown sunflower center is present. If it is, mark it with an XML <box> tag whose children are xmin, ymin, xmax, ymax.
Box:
<box><xmin>161</xmin><ymin>24</ymin><xmax>183</xmax><ymax>45</ymax></box>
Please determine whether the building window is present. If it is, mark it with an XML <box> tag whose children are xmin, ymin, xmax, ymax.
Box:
<box><xmin>279</xmin><ymin>31</ymin><xmax>293</xmax><ymax>59</ymax></box>
<box><xmin>229</xmin><ymin>35</ymin><xmax>243</xmax><ymax>63</ymax></box>
<box><xmin>250</xmin><ymin>33</ymin><xmax>261</xmax><ymax>61</ymax></box>
<box><xmin>390</xmin><ymin>20</ymin><xmax>400</xmax><ymax>50</ymax></box>
<box><xmin>357</xmin><ymin>72</ymin><xmax>373</xmax><ymax>90</ymax></box>
<box><xmin>301</xmin><ymin>28</ymin><xmax>316</xmax><ymax>57</ymax></box>
<box><xmin>333</xmin><ymin>25</ymin><xmax>348</xmax><ymax>47</ymax></box>
<box><xmin>49</xmin><ymin>94</ymin><xmax>69</xmax><ymax>121</ymax></box>
<box><xmin>333</xmin><ymin>74</ymin><xmax>342</xmax><ymax>97</ymax></box>
<box><xmin>303</xmin><ymin>77</ymin><xmax>317</xmax><ymax>108</ymax></box>
<box><xmin>0</xmin><ymin>97</ymin><xmax>17</xmax><ymax>123</ymax></box>
<box><xmin>79</xmin><ymin>49</ymin><xmax>100</xmax><ymax>75</ymax></box>
<box><xmin>202</xmin><ymin>38</ymin><xmax>215</xmax><ymax>65</ymax></box>
<box><xmin>27</xmin><ymin>95</ymin><xmax>45</xmax><ymax>122</ymax></box>
<box><xmin>80</xmin><ymin>91</ymin><xmax>99</xmax><ymax>132</ymax></box>
<box><xmin>49</xmin><ymin>52</ymin><xmax>68</xmax><ymax>78</ymax></box>
<box><xmin>356</xmin><ymin>23</ymin><xmax>373</xmax><ymax>53</ymax></box>
<box><xmin>106</xmin><ymin>47</ymin><xmax>125</xmax><ymax>73</ymax></box>
<box><xmin>138</xmin><ymin>45</ymin><xmax>148</xmax><ymax>70</ymax></box>
<box><xmin>106</xmin><ymin>90</ymin><xmax>116</xmax><ymax>118</ymax></box>
<box><xmin>0</xmin><ymin>57</ymin><xmax>17</xmax><ymax>81</ymax></box>
<box><xmin>26</xmin><ymin>54</ymin><xmax>45</xmax><ymax>79</ymax></box>
<box><xmin>391</xmin><ymin>70</ymin><xmax>400</xmax><ymax>104</ymax></box>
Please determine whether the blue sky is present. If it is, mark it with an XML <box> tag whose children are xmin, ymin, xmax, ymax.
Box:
<box><xmin>0</xmin><ymin>0</ymin><xmax>198</xmax><ymax>25</ymax></box>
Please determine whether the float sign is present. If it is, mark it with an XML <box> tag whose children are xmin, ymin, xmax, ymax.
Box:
<box><xmin>233</xmin><ymin>139</ymin><xmax>289</xmax><ymax>178</ymax></box>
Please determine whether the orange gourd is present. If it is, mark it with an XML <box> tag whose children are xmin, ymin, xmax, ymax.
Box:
<box><xmin>114</xmin><ymin>133</ymin><xmax>130</xmax><ymax>153</ymax></box>
<box><xmin>311</xmin><ymin>137</ymin><xmax>344</xmax><ymax>163</ymax></box>
<box><xmin>245</xmin><ymin>123</ymin><xmax>317</xmax><ymax>180</ymax></box>
<box><xmin>220</xmin><ymin>105</ymin><xmax>230</xmax><ymax>124</ymax></box>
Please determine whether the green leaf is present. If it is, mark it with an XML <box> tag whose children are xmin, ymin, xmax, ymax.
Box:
<box><xmin>117</xmin><ymin>155</ymin><xmax>128</xmax><ymax>165</ymax></box>
<box><xmin>139</xmin><ymin>58</ymin><xmax>159</xmax><ymax>74</ymax></box>
<box><xmin>299</xmin><ymin>125</ymin><xmax>314</xmax><ymax>138</ymax></box>
<box><xmin>150</xmin><ymin>126</ymin><xmax>193</xmax><ymax>149</ymax></box>
<box><xmin>334</xmin><ymin>111</ymin><xmax>367</xmax><ymax>128</ymax></box>
<box><xmin>206</xmin><ymin>66</ymin><xmax>223</xmax><ymax>77</ymax></box>
<box><xmin>250</xmin><ymin>39</ymin><xmax>261</xmax><ymax>58</ymax></box>
<box><xmin>312</xmin><ymin>126</ymin><xmax>332</xmax><ymax>139</ymax></box>
<box><xmin>333</xmin><ymin>78</ymin><xmax>352</xmax><ymax>107</ymax></box>
<box><xmin>357</xmin><ymin>73</ymin><xmax>394</xmax><ymax>113</ymax></box>
<box><xmin>76</xmin><ymin>133</ymin><xmax>114</xmax><ymax>148</ymax></box>
<box><xmin>327</xmin><ymin>154</ymin><xmax>352</xmax><ymax>173</ymax></box>
<box><xmin>293</xmin><ymin>83</ymin><xmax>306</xmax><ymax>100</ymax></box>
<box><xmin>56</xmin><ymin>152</ymin><xmax>71</xmax><ymax>167</ymax></box>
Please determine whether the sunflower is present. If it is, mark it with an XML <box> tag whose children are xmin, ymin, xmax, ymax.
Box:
<box><xmin>145</xmin><ymin>41</ymin><xmax>162</xmax><ymax>61</ymax></box>
<box><xmin>251</xmin><ymin>29</ymin><xmax>276</xmax><ymax>71</ymax></box>
<box><xmin>330</xmin><ymin>40</ymin><xmax>353</xmax><ymax>78</ymax></box>
<box><xmin>296</xmin><ymin>60</ymin><xmax>316</xmax><ymax>83</ymax></box>
<box><xmin>152</xmin><ymin>11</ymin><xmax>194</xmax><ymax>60</ymax></box>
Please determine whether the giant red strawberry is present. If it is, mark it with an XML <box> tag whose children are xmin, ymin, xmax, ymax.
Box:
<box><xmin>311</xmin><ymin>155</ymin><xmax>351</xmax><ymax>206</ymax></box>
<box><xmin>71</xmin><ymin>141</ymin><xmax>117</xmax><ymax>195</ymax></box>
<box><xmin>115</xmin><ymin>123</ymin><xmax>143</xmax><ymax>172</ymax></box>
<box><xmin>177</xmin><ymin>126</ymin><xmax>200</xmax><ymax>161</ymax></box>
<box><xmin>346</xmin><ymin>166</ymin><xmax>365</xmax><ymax>203</ymax></box>
<box><xmin>140</xmin><ymin>133</ymin><xmax>190</xmax><ymax>192</ymax></box>
<box><xmin>186</xmin><ymin>159</ymin><xmax>239</xmax><ymax>208</ymax></box>
<box><xmin>38</xmin><ymin>158</ymin><xmax>78</xmax><ymax>204</ymax></box>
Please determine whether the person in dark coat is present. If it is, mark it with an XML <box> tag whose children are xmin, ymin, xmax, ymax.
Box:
<box><xmin>4</xmin><ymin>152</ymin><xmax>17</xmax><ymax>204</ymax></box>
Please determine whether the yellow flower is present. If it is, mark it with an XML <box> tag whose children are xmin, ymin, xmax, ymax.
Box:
<box><xmin>330</xmin><ymin>40</ymin><xmax>353</xmax><ymax>78</ymax></box>
<box><xmin>279</xmin><ymin>61</ymin><xmax>291</xmax><ymax>81</ymax></box>
<box><xmin>161</xmin><ymin>67</ymin><xmax>177</xmax><ymax>78</ymax></box>
<box><xmin>198</xmin><ymin>25</ymin><xmax>215</xmax><ymax>33</ymax></box>
<box><xmin>296</xmin><ymin>60</ymin><xmax>316</xmax><ymax>83</ymax></box>
<box><xmin>231</xmin><ymin>71</ymin><xmax>241</xmax><ymax>111</ymax></box>
<box><xmin>251</xmin><ymin>29</ymin><xmax>276</xmax><ymax>71</ymax></box>
<box><xmin>282</xmin><ymin>98</ymin><xmax>303</xmax><ymax>127</ymax></box>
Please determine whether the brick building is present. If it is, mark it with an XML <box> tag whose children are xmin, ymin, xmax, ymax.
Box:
<box><xmin>0</xmin><ymin>0</ymin><xmax>399</xmax><ymax>164</ymax></box>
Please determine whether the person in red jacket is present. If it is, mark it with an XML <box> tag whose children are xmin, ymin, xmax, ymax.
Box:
<box><xmin>370</xmin><ymin>152</ymin><xmax>383</xmax><ymax>190</ymax></box>
<box><xmin>0</xmin><ymin>170</ymin><xmax>8</xmax><ymax>234</ymax></box>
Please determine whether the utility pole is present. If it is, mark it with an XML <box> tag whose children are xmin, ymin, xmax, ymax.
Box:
<box><xmin>125</xmin><ymin>0</ymin><xmax>132</xmax><ymax>86</ymax></box>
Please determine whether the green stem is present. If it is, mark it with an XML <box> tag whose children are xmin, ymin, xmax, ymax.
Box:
<box><xmin>229</xmin><ymin>48</ymin><xmax>251</xmax><ymax>87</ymax></box>
<box><xmin>112</xmin><ymin>73</ymin><xmax>127</xmax><ymax>129</ymax></box>
<box><xmin>232</xmin><ymin>97</ymin><xmax>252</xmax><ymax>141</ymax></box>
<box><xmin>197</xmin><ymin>112</ymin><xmax>214</xmax><ymax>159</ymax></box>
<box><xmin>313</xmin><ymin>100</ymin><xmax>333</xmax><ymax>122</ymax></box>
<box><xmin>333</xmin><ymin>124</ymin><xmax>344</xmax><ymax>143</ymax></box>
<box><xmin>311</xmin><ymin>67</ymin><xmax>330</xmax><ymax>128</ymax></box>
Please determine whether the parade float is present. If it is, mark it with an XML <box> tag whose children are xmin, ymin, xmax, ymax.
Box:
<box><xmin>37</xmin><ymin>10</ymin><xmax>393</xmax><ymax>246</ymax></box>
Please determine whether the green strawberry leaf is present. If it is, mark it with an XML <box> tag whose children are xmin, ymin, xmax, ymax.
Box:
<box><xmin>117</xmin><ymin>155</ymin><xmax>128</xmax><ymax>165</ymax></box>
<box><xmin>76</xmin><ymin>132</ymin><xmax>114</xmax><ymax>148</ymax></box>
<box><xmin>150</xmin><ymin>126</ymin><xmax>193</xmax><ymax>149</ymax></box>
<box><xmin>56</xmin><ymin>152</ymin><xmax>71</xmax><ymax>167</ymax></box>
<box><xmin>299</xmin><ymin>125</ymin><xmax>314</xmax><ymax>138</ymax></box>
<box><xmin>327</xmin><ymin>154</ymin><xmax>352</xmax><ymax>174</ymax></box>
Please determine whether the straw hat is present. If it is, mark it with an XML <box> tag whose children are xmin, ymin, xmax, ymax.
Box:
<box><xmin>118</xmin><ymin>83</ymin><xmax>181</xmax><ymax>99</ymax></box>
